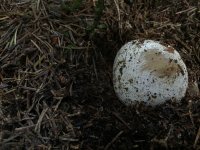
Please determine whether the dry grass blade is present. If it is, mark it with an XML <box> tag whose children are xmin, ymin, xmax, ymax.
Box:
<box><xmin>34</xmin><ymin>108</ymin><xmax>48</xmax><ymax>134</ymax></box>
<box><xmin>104</xmin><ymin>130</ymin><xmax>124</xmax><ymax>150</ymax></box>
<box><xmin>194</xmin><ymin>126</ymin><xmax>200</xmax><ymax>148</ymax></box>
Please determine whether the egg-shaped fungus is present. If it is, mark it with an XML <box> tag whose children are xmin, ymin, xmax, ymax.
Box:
<box><xmin>113</xmin><ymin>40</ymin><xmax>188</xmax><ymax>106</ymax></box>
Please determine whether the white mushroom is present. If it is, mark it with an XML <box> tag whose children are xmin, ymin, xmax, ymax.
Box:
<box><xmin>113</xmin><ymin>40</ymin><xmax>188</xmax><ymax>106</ymax></box>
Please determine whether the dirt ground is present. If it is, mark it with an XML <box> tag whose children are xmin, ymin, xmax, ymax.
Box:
<box><xmin>0</xmin><ymin>0</ymin><xmax>200</xmax><ymax>149</ymax></box>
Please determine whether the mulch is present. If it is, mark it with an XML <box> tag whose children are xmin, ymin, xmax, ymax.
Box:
<box><xmin>0</xmin><ymin>0</ymin><xmax>200</xmax><ymax>149</ymax></box>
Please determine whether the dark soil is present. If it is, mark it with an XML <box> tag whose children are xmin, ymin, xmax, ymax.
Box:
<box><xmin>0</xmin><ymin>0</ymin><xmax>200</xmax><ymax>149</ymax></box>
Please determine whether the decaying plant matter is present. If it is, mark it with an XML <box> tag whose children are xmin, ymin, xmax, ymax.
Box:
<box><xmin>0</xmin><ymin>0</ymin><xmax>200</xmax><ymax>149</ymax></box>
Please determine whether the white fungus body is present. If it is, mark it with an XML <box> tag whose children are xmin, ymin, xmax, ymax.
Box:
<box><xmin>113</xmin><ymin>40</ymin><xmax>188</xmax><ymax>106</ymax></box>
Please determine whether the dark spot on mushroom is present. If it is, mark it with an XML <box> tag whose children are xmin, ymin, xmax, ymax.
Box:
<box><xmin>134</xmin><ymin>41</ymin><xmax>142</xmax><ymax>48</ymax></box>
<box><xmin>129</xmin><ymin>79</ymin><xmax>133</xmax><ymax>83</ymax></box>
<box><xmin>119</xmin><ymin>67</ymin><xmax>123</xmax><ymax>76</ymax></box>
<box><xmin>144</xmin><ymin>49</ymin><xmax>147</xmax><ymax>52</ymax></box>
<box><xmin>124</xmin><ymin>88</ymin><xmax>128</xmax><ymax>91</ymax></box>
<box><xmin>147</xmin><ymin>96</ymin><xmax>151</xmax><ymax>101</ymax></box>
<box><xmin>169</xmin><ymin>59</ymin><xmax>173</xmax><ymax>63</ymax></box>
<box><xmin>155</xmin><ymin>52</ymin><xmax>162</xmax><ymax>55</ymax></box>
<box><xmin>118</xmin><ymin>75</ymin><xmax>121</xmax><ymax>81</ymax></box>
<box><xmin>174</xmin><ymin>59</ymin><xmax>178</xmax><ymax>63</ymax></box>
<box><xmin>178</xmin><ymin>64</ymin><xmax>184</xmax><ymax>75</ymax></box>
<box><xmin>129</xmin><ymin>56</ymin><xmax>132</xmax><ymax>62</ymax></box>
<box><xmin>152</xmin><ymin>95</ymin><xmax>157</xmax><ymax>99</ymax></box>
<box><xmin>114</xmin><ymin>60</ymin><xmax>126</xmax><ymax>72</ymax></box>
<box><xmin>149</xmin><ymin>93</ymin><xmax>157</xmax><ymax>99</ymax></box>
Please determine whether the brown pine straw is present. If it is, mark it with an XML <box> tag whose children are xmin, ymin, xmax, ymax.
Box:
<box><xmin>0</xmin><ymin>0</ymin><xmax>200</xmax><ymax>149</ymax></box>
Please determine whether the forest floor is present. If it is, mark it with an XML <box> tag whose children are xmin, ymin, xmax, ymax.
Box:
<box><xmin>0</xmin><ymin>0</ymin><xmax>200</xmax><ymax>149</ymax></box>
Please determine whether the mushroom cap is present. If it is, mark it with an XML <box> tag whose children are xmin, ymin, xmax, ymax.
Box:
<box><xmin>113</xmin><ymin>40</ymin><xmax>188</xmax><ymax>106</ymax></box>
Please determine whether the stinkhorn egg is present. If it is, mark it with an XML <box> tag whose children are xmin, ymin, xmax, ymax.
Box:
<box><xmin>113</xmin><ymin>40</ymin><xmax>188</xmax><ymax>106</ymax></box>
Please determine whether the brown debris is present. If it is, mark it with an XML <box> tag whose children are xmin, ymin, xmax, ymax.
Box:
<box><xmin>0</xmin><ymin>0</ymin><xmax>200</xmax><ymax>149</ymax></box>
